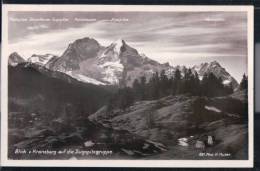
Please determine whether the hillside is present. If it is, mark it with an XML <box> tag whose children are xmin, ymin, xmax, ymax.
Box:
<box><xmin>8</xmin><ymin>63</ymin><xmax>112</xmax><ymax>116</ymax></box>
<box><xmin>8</xmin><ymin>63</ymin><xmax>168</xmax><ymax>159</ymax></box>
<box><xmin>7</xmin><ymin>36</ymin><xmax>247</xmax><ymax>160</ymax></box>
<box><xmin>89</xmin><ymin>91</ymin><xmax>248</xmax><ymax>159</ymax></box>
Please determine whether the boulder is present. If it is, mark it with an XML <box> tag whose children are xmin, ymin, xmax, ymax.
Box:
<box><xmin>207</xmin><ymin>135</ymin><xmax>214</xmax><ymax>146</ymax></box>
<box><xmin>84</xmin><ymin>140</ymin><xmax>95</xmax><ymax>147</ymax></box>
<box><xmin>195</xmin><ymin>140</ymin><xmax>205</xmax><ymax>149</ymax></box>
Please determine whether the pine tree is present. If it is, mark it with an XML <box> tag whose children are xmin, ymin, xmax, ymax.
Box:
<box><xmin>133</xmin><ymin>78</ymin><xmax>141</xmax><ymax>100</ymax></box>
<box><xmin>106</xmin><ymin>96</ymin><xmax>116</xmax><ymax>115</ymax></box>
<box><xmin>201</xmin><ymin>73</ymin><xmax>213</xmax><ymax>96</ymax></box>
<box><xmin>140</xmin><ymin>76</ymin><xmax>146</xmax><ymax>100</ymax></box>
<box><xmin>133</xmin><ymin>79</ymin><xmax>140</xmax><ymax>90</ymax></box>
<box><xmin>240</xmin><ymin>73</ymin><xmax>248</xmax><ymax>90</ymax></box>
<box><xmin>179</xmin><ymin>68</ymin><xmax>193</xmax><ymax>94</ymax></box>
<box><xmin>201</xmin><ymin>72</ymin><xmax>228</xmax><ymax>97</ymax></box>
<box><xmin>159</xmin><ymin>70</ymin><xmax>169</xmax><ymax>97</ymax></box>
<box><xmin>193</xmin><ymin>71</ymin><xmax>201</xmax><ymax>95</ymax></box>
<box><xmin>118</xmin><ymin>87</ymin><xmax>134</xmax><ymax>110</ymax></box>
<box><xmin>149</xmin><ymin>72</ymin><xmax>160</xmax><ymax>99</ymax></box>
<box><xmin>168</xmin><ymin>76</ymin><xmax>174</xmax><ymax>94</ymax></box>
<box><xmin>224</xmin><ymin>83</ymin><xmax>234</xmax><ymax>95</ymax></box>
<box><xmin>174</xmin><ymin>68</ymin><xmax>181</xmax><ymax>80</ymax></box>
<box><xmin>172</xmin><ymin>68</ymin><xmax>181</xmax><ymax>95</ymax></box>
<box><xmin>186</xmin><ymin>68</ymin><xmax>195</xmax><ymax>93</ymax></box>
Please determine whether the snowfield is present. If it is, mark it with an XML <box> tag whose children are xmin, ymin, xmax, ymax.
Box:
<box><xmin>99</xmin><ymin>60</ymin><xmax>124</xmax><ymax>84</ymax></box>
<box><xmin>28</xmin><ymin>54</ymin><xmax>56</xmax><ymax>65</ymax></box>
<box><xmin>66</xmin><ymin>71</ymin><xmax>106</xmax><ymax>85</ymax></box>
<box><xmin>205</xmin><ymin>106</ymin><xmax>222</xmax><ymax>113</ymax></box>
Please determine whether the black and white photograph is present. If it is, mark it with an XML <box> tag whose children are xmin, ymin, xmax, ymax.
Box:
<box><xmin>1</xmin><ymin>5</ymin><xmax>254</xmax><ymax>167</ymax></box>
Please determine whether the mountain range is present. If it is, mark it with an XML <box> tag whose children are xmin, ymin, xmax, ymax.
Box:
<box><xmin>7</xmin><ymin>37</ymin><xmax>247</xmax><ymax>160</ymax></box>
<box><xmin>8</xmin><ymin>37</ymin><xmax>239</xmax><ymax>88</ymax></box>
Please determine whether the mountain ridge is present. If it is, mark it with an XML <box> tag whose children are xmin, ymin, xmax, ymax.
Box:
<box><xmin>8</xmin><ymin>52</ymin><xmax>25</xmax><ymax>66</ymax></box>
<box><xmin>8</xmin><ymin>37</ymin><xmax>239</xmax><ymax>88</ymax></box>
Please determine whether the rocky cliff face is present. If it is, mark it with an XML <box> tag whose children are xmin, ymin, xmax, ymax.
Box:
<box><xmin>45</xmin><ymin>38</ymin><xmax>171</xmax><ymax>86</ymax></box>
<box><xmin>8</xmin><ymin>52</ymin><xmax>25</xmax><ymax>66</ymax></box>
<box><xmin>7</xmin><ymin>36</ymin><xmax>247</xmax><ymax>160</ymax></box>
<box><xmin>28</xmin><ymin>54</ymin><xmax>57</xmax><ymax>66</ymax></box>
<box><xmin>45</xmin><ymin>37</ymin><xmax>238</xmax><ymax>88</ymax></box>
<box><xmin>47</xmin><ymin>37</ymin><xmax>103</xmax><ymax>72</ymax></box>
<box><xmin>192</xmin><ymin>61</ymin><xmax>238</xmax><ymax>88</ymax></box>
<box><xmin>9</xmin><ymin>37</ymin><xmax>239</xmax><ymax>88</ymax></box>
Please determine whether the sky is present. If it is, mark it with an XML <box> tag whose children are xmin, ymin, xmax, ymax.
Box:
<box><xmin>8</xmin><ymin>11</ymin><xmax>248</xmax><ymax>81</ymax></box>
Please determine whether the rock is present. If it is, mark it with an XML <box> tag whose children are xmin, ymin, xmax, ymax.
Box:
<box><xmin>84</xmin><ymin>140</ymin><xmax>95</xmax><ymax>147</ymax></box>
<box><xmin>142</xmin><ymin>143</ymin><xmax>150</xmax><ymax>149</ymax></box>
<box><xmin>31</xmin><ymin>113</ymin><xmax>37</xmax><ymax>117</ymax></box>
<box><xmin>195</xmin><ymin>140</ymin><xmax>205</xmax><ymax>149</ymax></box>
<box><xmin>121</xmin><ymin>148</ymin><xmax>135</xmax><ymax>155</ymax></box>
<box><xmin>207</xmin><ymin>135</ymin><xmax>214</xmax><ymax>146</ymax></box>
<box><xmin>178</xmin><ymin>137</ymin><xmax>189</xmax><ymax>147</ymax></box>
<box><xmin>61</xmin><ymin>133</ymin><xmax>83</xmax><ymax>145</ymax></box>
<box><xmin>69</xmin><ymin>156</ymin><xmax>78</xmax><ymax>160</ymax></box>
<box><xmin>146</xmin><ymin>140</ymin><xmax>167</xmax><ymax>151</ymax></box>
<box><xmin>24</xmin><ymin>128</ymin><xmax>54</xmax><ymax>138</ymax></box>
<box><xmin>42</xmin><ymin>136</ymin><xmax>63</xmax><ymax>148</ymax></box>
<box><xmin>89</xmin><ymin>95</ymin><xmax>197</xmax><ymax>142</ymax></box>
<box><xmin>178</xmin><ymin>141</ymin><xmax>189</xmax><ymax>147</ymax></box>
<box><xmin>14</xmin><ymin>138</ymin><xmax>40</xmax><ymax>149</ymax></box>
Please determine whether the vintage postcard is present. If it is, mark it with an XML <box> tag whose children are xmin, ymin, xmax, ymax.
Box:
<box><xmin>1</xmin><ymin>5</ymin><xmax>254</xmax><ymax>167</ymax></box>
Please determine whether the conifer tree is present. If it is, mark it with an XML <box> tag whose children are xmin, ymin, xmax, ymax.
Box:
<box><xmin>118</xmin><ymin>87</ymin><xmax>134</xmax><ymax>110</ymax></box>
<box><xmin>159</xmin><ymin>70</ymin><xmax>169</xmax><ymax>97</ymax></box>
<box><xmin>225</xmin><ymin>83</ymin><xmax>234</xmax><ymax>94</ymax></box>
<box><xmin>133</xmin><ymin>78</ymin><xmax>141</xmax><ymax>100</ymax></box>
<box><xmin>193</xmin><ymin>71</ymin><xmax>201</xmax><ymax>95</ymax></box>
<box><xmin>140</xmin><ymin>76</ymin><xmax>147</xmax><ymax>100</ymax></box>
<box><xmin>172</xmin><ymin>68</ymin><xmax>181</xmax><ymax>95</ymax></box>
<box><xmin>201</xmin><ymin>72</ymin><xmax>228</xmax><ymax>97</ymax></box>
<box><xmin>149</xmin><ymin>72</ymin><xmax>160</xmax><ymax>99</ymax></box>
<box><xmin>240</xmin><ymin>73</ymin><xmax>248</xmax><ymax>90</ymax></box>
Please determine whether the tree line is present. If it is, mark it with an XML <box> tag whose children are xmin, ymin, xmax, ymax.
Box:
<box><xmin>107</xmin><ymin>68</ymin><xmax>248</xmax><ymax>111</ymax></box>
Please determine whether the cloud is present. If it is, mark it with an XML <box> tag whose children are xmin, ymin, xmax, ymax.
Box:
<box><xmin>9</xmin><ymin>21</ymin><xmax>109</xmax><ymax>58</ymax></box>
<box><xmin>8</xmin><ymin>11</ymin><xmax>248</xmax><ymax>81</ymax></box>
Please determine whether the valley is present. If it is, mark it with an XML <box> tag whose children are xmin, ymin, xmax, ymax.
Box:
<box><xmin>7</xmin><ymin>36</ymin><xmax>248</xmax><ymax>160</ymax></box>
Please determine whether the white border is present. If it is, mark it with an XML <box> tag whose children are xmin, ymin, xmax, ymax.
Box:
<box><xmin>1</xmin><ymin>5</ymin><xmax>254</xmax><ymax>168</ymax></box>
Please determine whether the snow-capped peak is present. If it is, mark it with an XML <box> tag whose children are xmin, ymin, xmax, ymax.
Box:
<box><xmin>97</xmin><ymin>39</ymin><xmax>125</xmax><ymax>85</ymax></box>
<box><xmin>209</xmin><ymin>60</ymin><xmax>221</xmax><ymax>68</ymax></box>
<box><xmin>111</xmin><ymin>39</ymin><xmax>125</xmax><ymax>55</ymax></box>
<box><xmin>28</xmin><ymin>54</ymin><xmax>56</xmax><ymax>65</ymax></box>
<box><xmin>192</xmin><ymin>61</ymin><xmax>238</xmax><ymax>88</ymax></box>
<box><xmin>8</xmin><ymin>52</ymin><xmax>25</xmax><ymax>66</ymax></box>
<box><xmin>99</xmin><ymin>39</ymin><xmax>125</xmax><ymax>59</ymax></box>
<box><xmin>38</xmin><ymin>37</ymin><xmax>239</xmax><ymax>89</ymax></box>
